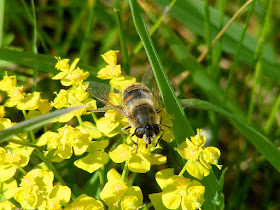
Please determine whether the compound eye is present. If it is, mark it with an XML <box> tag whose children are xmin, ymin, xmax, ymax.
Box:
<box><xmin>151</xmin><ymin>124</ymin><xmax>160</xmax><ymax>135</ymax></box>
<box><xmin>134</xmin><ymin>127</ymin><xmax>145</xmax><ymax>138</ymax></box>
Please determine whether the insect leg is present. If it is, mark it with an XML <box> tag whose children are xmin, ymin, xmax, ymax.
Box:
<box><xmin>121</xmin><ymin>125</ymin><xmax>131</xmax><ymax>135</ymax></box>
<box><xmin>155</xmin><ymin>131</ymin><xmax>164</xmax><ymax>147</ymax></box>
<box><xmin>130</xmin><ymin>132</ymin><xmax>138</xmax><ymax>152</ymax></box>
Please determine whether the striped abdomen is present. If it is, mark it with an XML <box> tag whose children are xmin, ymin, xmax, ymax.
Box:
<box><xmin>122</xmin><ymin>83</ymin><xmax>159</xmax><ymax>128</ymax></box>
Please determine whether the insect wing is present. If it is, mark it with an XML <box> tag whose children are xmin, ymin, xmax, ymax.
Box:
<box><xmin>141</xmin><ymin>68</ymin><xmax>162</xmax><ymax>108</ymax></box>
<box><xmin>87</xmin><ymin>81</ymin><xmax>127</xmax><ymax>116</ymax></box>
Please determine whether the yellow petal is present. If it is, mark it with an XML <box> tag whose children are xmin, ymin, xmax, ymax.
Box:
<box><xmin>74</xmin><ymin>151</ymin><xmax>109</xmax><ymax>173</ymax></box>
<box><xmin>155</xmin><ymin>168</ymin><xmax>175</xmax><ymax>190</ymax></box>
<box><xmin>49</xmin><ymin>184</ymin><xmax>71</xmax><ymax>204</ymax></box>
<box><xmin>162</xmin><ymin>190</ymin><xmax>181</xmax><ymax>209</ymax></box>
<box><xmin>1</xmin><ymin>178</ymin><xmax>18</xmax><ymax>199</ymax></box>
<box><xmin>109</xmin><ymin>144</ymin><xmax>133</xmax><ymax>163</ymax></box>
<box><xmin>97</xmin><ymin>64</ymin><xmax>122</xmax><ymax>80</ymax></box>
<box><xmin>128</xmin><ymin>154</ymin><xmax>151</xmax><ymax>173</ymax></box>
<box><xmin>101</xmin><ymin>50</ymin><xmax>119</xmax><ymax>65</ymax></box>
<box><xmin>186</xmin><ymin>160</ymin><xmax>210</xmax><ymax>180</ymax></box>
<box><xmin>0</xmin><ymin>73</ymin><xmax>17</xmax><ymax>92</ymax></box>
<box><xmin>17</xmin><ymin>92</ymin><xmax>41</xmax><ymax>110</ymax></box>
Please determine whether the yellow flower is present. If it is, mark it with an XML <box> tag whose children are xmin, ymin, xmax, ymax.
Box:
<box><xmin>97</xmin><ymin>50</ymin><xmax>122</xmax><ymax>80</ymax></box>
<box><xmin>100</xmin><ymin>169</ymin><xmax>143</xmax><ymax>209</ymax></box>
<box><xmin>0</xmin><ymin>178</ymin><xmax>18</xmax><ymax>200</ymax></box>
<box><xmin>54</xmin><ymin>57</ymin><xmax>70</xmax><ymax>71</ymax></box>
<box><xmin>101</xmin><ymin>50</ymin><xmax>119</xmax><ymax>65</ymax></box>
<box><xmin>0</xmin><ymin>72</ymin><xmax>17</xmax><ymax>92</ymax></box>
<box><xmin>14</xmin><ymin>169</ymin><xmax>71</xmax><ymax>209</ymax></box>
<box><xmin>175</xmin><ymin>129</ymin><xmax>222</xmax><ymax>180</ymax></box>
<box><xmin>0</xmin><ymin>143</ymin><xmax>34</xmax><ymax>182</ymax></box>
<box><xmin>51</xmin><ymin>90</ymin><xmax>69</xmax><ymax>109</ymax></box>
<box><xmin>64</xmin><ymin>194</ymin><xmax>104</xmax><ymax>210</ymax></box>
<box><xmin>74</xmin><ymin>140</ymin><xmax>109</xmax><ymax>173</ymax></box>
<box><xmin>16</xmin><ymin>92</ymin><xmax>41</xmax><ymax>110</ymax></box>
<box><xmin>37</xmin><ymin>125</ymin><xmax>92</xmax><ymax>160</ymax></box>
<box><xmin>53</xmin><ymin>58</ymin><xmax>89</xmax><ymax>87</ymax></box>
<box><xmin>109</xmin><ymin>142</ymin><xmax>167</xmax><ymax>173</ymax></box>
<box><xmin>109</xmin><ymin>76</ymin><xmax>136</xmax><ymax>91</ymax></box>
<box><xmin>150</xmin><ymin>168</ymin><xmax>205</xmax><ymax>210</ymax></box>
<box><xmin>96</xmin><ymin>110</ymin><xmax>122</xmax><ymax>137</ymax></box>
<box><xmin>4</xmin><ymin>86</ymin><xmax>25</xmax><ymax>107</ymax></box>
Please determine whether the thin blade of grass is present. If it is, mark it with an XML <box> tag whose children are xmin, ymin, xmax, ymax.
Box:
<box><xmin>0</xmin><ymin>48</ymin><xmax>97</xmax><ymax>73</ymax></box>
<box><xmin>180</xmin><ymin>99</ymin><xmax>280</xmax><ymax>172</ymax></box>
<box><xmin>0</xmin><ymin>105</ymin><xmax>88</xmax><ymax>143</ymax></box>
<box><xmin>129</xmin><ymin>0</ymin><xmax>194</xmax><ymax>146</ymax></box>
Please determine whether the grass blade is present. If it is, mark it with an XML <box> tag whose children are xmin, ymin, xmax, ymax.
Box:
<box><xmin>0</xmin><ymin>106</ymin><xmax>88</xmax><ymax>143</ymax></box>
<box><xmin>129</xmin><ymin>0</ymin><xmax>194</xmax><ymax>146</ymax></box>
<box><xmin>180</xmin><ymin>99</ymin><xmax>280</xmax><ymax>172</ymax></box>
<box><xmin>0</xmin><ymin>48</ymin><xmax>97</xmax><ymax>73</ymax></box>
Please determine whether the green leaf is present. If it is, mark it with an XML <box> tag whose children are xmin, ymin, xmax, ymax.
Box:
<box><xmin>0</xmin><ymin>48</ymin><xmax>97</xmax><ymax>73</ymax></box>
<box><xmin>152</xmin><ymin>0</ymin><xmax>280</xmax><ymax>83</ymax></box>
<box><xmin>180</xmin><ymin>99</ymin><xmax>280</xmax><ymax>172</ymax></box>
<box><xmin>129</xmin><ymin>0</ymin><xmax>194</xmax><ymax>147</ymax></box>
<box><xmin>0</xmin><ymin>106</ymin><xmax>88</xmax><ymax>143</ymax></box>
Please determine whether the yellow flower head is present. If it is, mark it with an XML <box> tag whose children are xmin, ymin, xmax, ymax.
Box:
<box><xmin>64</xmin><ymin>194</ymin><xmax>104</xmax><ymax>210</ymax></box>
<box><xmin>175</xmin><ymin>129</ymin><xmax>222</xmax><ymax>180</ymax></box>
<box><xmin>97</xmin><ymin>50</ymin><xmax>122</xmax><ymax>80</ymax></box>
<box><xmin>100</xmin><ymin>169</ymin><xmax>143</xmax><ymax>209</ymax></box>
<box><xmin>0</xmin><ymin>72</ymin><xmax>17</xmax><ymax>92</ymax></box>
<box><xmin>74</xmin><ymin>140</ymin><xmax>109</xmax><ymax>173</ymax></box>
<box><xmin>151</xmin><ymin>168</ymin><xmax>205</xmax><ymax>210</ymax></box>
<box><xmin>54</xmin><ymin>57</ymin><xmax>70</xmax><ymax>72</ymax></box>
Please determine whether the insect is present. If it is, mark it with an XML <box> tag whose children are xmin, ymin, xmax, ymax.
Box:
<box><xmin>87</xmin><ymin>69</ymin><xmax>163</xmax><ymax>150</ymax></box>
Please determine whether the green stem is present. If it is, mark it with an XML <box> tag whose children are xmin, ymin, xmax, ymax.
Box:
<box><xmin>79</xmin><ymin>0</ymin><xmax>96</xmax><ymax>61</ymax></box>
<box><xmin>121</xmin><ymin>161</ymin><xmax>129</xmax><ymax>180</ymax></box>
<box><xmin>0</xmin><ymin>0</ymin><xmax>4</xmax><ymax>47</ymax></box>
<box><xmin>114</xmin><ymin>8</ymin><xmax>129</xmax><ymax>75</ymax></box>
<box><xmin>17</xmin><ymin>165</ymin><xmax>27</xmax><ymax>175</ymax></box>
<box><xmin>76</xmin><ymin>115</ymin><xmax>84</xmax><ymax>127</ymax></box>
<box><xmin>91</xmin><ymin>112</ymin><xmax>98</xmax><ymax>124</ymax></box>
<box><xmin>98</xmin><ymin>165</ymin><xmax>106</xmax><ymax>191</ymax></box>
<box><xmin>31</xmin><ymin>0</ymin><xmax>38</xmax><ymax>91</ymax></box>
<box><xmin>264</xmin><ymin>94</ymin><xmax>280</xmax><ymax>134</ymax></box>
<box><xmin>247</xmin><ymin>0</ymin><xmax>273</xmax><ymax>123</ymax></box>
<box><xmin>204</xmin><ymin>0</ymin><xmax>211</xmax><ymax>70</ymax></box>
<box><xmin>224</xmin><ymin>0</ymin><xmax>256</xmax><ymax>100</ymax></box>
<box><xmin>131</xmin><ymin>0</ymin><xmax>176</xmax><ymax>57</ymax></box>
<box><xmin>130</xmin><ymin>172</ymin><xmax>137</xmax><ymax>185</ymax></box>
<box><xmin>178</xmin><ymin>161</ymin><xmax>188</xmax><ymax>176</ymax></box>
<box><xmin>22</xmin><ymin>110</ymin><xmax>36</xmax><ymax>143</ymax></box>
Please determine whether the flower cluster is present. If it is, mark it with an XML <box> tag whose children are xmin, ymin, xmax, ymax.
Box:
<box><xmin>0</xmin><ymin>50</ymin><xmax>222</xmax><ymax>210</ymax></box>
<box><xmin>14</xmin><ymin>168</ymin><xmax>71</xmax><ymax>209</ymax></box>
<box><xmin>52</xmin><ymin>57</ymin><xmax>97</xmax><ymax>122</ymax></box>
<box><xmin>175</xmin><ymin>129</ymin><xmax>222</xmax><ymax>180</ymax></box>
<box><xmin>150</xmin><ymin>168</ymin><xmax>205</xmax><ymax>210</ymax></box>
<box><xmin>0</xmin><ymin>72</ymin><xmax>51</xmax><ymax>117</ymax></box>
<box><xmin>100</xmin><ymin>169</ymin><xmax>143</xmax><ymax>209</ymax></box>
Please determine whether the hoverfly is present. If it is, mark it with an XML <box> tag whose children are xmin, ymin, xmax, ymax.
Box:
<box><xmin>87</xmin><ymin>69</ymin><xmax>163</xmax><ymax>150</ymax></box>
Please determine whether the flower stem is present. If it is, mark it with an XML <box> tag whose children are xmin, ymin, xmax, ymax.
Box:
<box><xmin>76</xmin><ymin>115</ymin><xmax>84</xmax><ymax>127</ymax></box>
<box><xmin>98</xmin><ymin>165</ymin><xmax>106</xmax><ymax>191</ymax></box>
<box><xmin>22</xmin><ymin>110</ymin><xmax>36</xmax><ymax>143</ymax></box>
<box><xmin>122</xmin><ymin>161</ymin><xmax>129</xmax><ymax>180</ymax></box>
<box><xmin>178</xmin><ymin>161</ymin><xmax>188</xmax><ymax>176</ymax></box>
